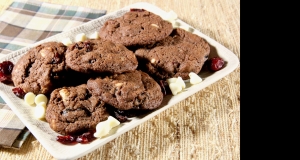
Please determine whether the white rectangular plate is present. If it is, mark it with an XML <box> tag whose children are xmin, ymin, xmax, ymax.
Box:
<box><xmin>0</xmin><ymin>2</ymin><xmax>239</xmax><ymax>160</ymax></box>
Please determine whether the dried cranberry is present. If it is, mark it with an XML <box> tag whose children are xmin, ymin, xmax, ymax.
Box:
<box><xmin>0</xmin><ymin>60</ymin><xmax>14</xmax><ymax>83</ymax></box>
<box><xmin>76</xmin><ymin>135</ymin><xmax>88</xmax><ymax>144</ymax></box>
<box><xmin>0</xmin><ymin>61</ymin><xmax>14</xmax><ymax>75</ymax></box>
<box><xmin>56</xmin><ymin>130</ymin><xmax>97</xmax><ymax>145</ymax></box>
<box><xmin>113</xmin><ymin>111</ymin><xmax>128</xmax><ymax>123</ymax></box>
<box><xmin>0</xmin><ymin>72</ymin><xmax>12</xmax><ymax>83</ymax></box>
<box><xmin>56</xmin><ymin>135</ymin><xmax>77</xmax><ymax>144</ymax></box>
<box><xmin>51</xmin><ymin>53</ymin><xmax>61</xmax><ymax>64</ymax></box>
<box><xmin>207</xmin><ymin>57</ymin><xmax>225</xmax><ymax>71</ymax></box>
<box><xmin>158</xmin><ymin>80</ymin><xmax>171</xmax><ymax>95</ymax></box>
<box><xmin>74</xmin><ymin>43</ymin><xmax>83</xmax><ymax>50</ymax></box>
<box><xmin>12</xmin><ymin>87</ymin><xmax>26</xmax><ymax>98</ymax></box>
<box><xmin>84</xmin><ymin>42</ymin><xmax>93</xmax><ymax>52</ymax></box>
<box><xmin>76</xmin><ymin>130</ymin><xmax>96</xmax><ymax>144</ymax></box>
<box><xmin>106</xmin><ymin>106</ymin><xmax>151</xmax><ymax>123</ymax></box>
<box><xmin>73</xmin><ymin>42</ymin><xmax>93</xmax><ymax>52</ymax></box>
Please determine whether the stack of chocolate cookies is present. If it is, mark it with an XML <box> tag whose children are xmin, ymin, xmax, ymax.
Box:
<box><xmin>11</xmin><ymin>9</ymin><xmax>210</xmax><ymax>135</ymax></box>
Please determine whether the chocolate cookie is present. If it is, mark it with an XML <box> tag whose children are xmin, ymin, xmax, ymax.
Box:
<box><xmin>45</xmin><ymin>84</ymin><xmax>110</xmax><ymax>135</ymax></box>
<box><xmin>135</xmin><ymin>28</ymin><xmax>210</xmax><ymax>80</ymax></box>
<box><xmin>11</xmin><ymin>41</ymin><xmax>67</xmax><ymax>95</ymax></box>
<box><xmin>98</xmin><ymin>10</ymin><xmax>173</xmax><ymax>47</ymax></box>
<box><xmin>87</xmin><ymin>70</ymin><xmax>163</xmax><ymax>110</ymax></box>
<box><xmin>65</xmin><ymin>39</ymin><xmax>138</xmax><ymax>74</ymax></box>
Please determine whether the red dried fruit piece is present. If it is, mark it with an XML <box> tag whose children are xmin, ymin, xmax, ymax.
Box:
<box><xmin>207</xmin><ymin>57</ymin><xmax>225</xmax><ymax>71</ymax></box>
<box><xmin>73</xmin><ymin>42</ymin><xmax>93</xmax><ymax>52</ymax></box>
<box><xmin>159</xmin><ymin>80</ymin><xmax>167</xmax><ymax>95</ymax></box>
<box><xmin>84</xmin><ymin>42</ymin><xmax>93</xmax><ymax>52</ymax></box>
<box><xmin>76</xmin><ymin>130</ymin><xmax>96</xmax><ymax>144</ymax></box>
<box><xmin>12</xmin><ymin>87</ymin><xmax>26</xmax><ymax>98</ymax></box>
<box><xmin>51</xmin><ymin>53</ymin><xmax>61</xmax><ymax>64</ymax></box>
<box><xmin>57</xmin><ymin>130</ymin><xmax>96</xmax><ymax>145</ymax></box>
<box><xmin>0</xmin><ymin>72</ymin><xmax>12</xmax><ymax>83</ymax></box>
<box><xmin>56</xmin><ymin>135</ymin><xmax>76</xmax><ymax>144</ymax></box>
<box><xmin>0</xmin><ymin>60</ymin><xmax>14</xmax><ymax>75</ymax></box>
<box><xmin>113</xmin><ymin>111</ymin><xmax>128</xmax><ymax>123</ymax></box>
<box><xmin>76</xmin><ymin>135</ymin><xmax>88</xmax><ymax>144</ymax></box>
<box><xmin>158</xmin><ymin>80</ymin><xmax>171</xmax><ymax>96</ymax></box>
<box><xmin>0</xmin><ymin>60</ymin><xmax>14</xmax><ymax>83</ymax></box>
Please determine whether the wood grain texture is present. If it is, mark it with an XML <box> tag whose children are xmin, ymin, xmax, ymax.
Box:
<box><xmin>0</xmin><ymin>0</ymin><xmax>240</xmax><ymax>159</ymax></box>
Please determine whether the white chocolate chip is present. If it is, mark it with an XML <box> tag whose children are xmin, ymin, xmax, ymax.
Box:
<box><xmin>166</xmin><ymin>78</ymin><xmax>178</xmax><ymax>84</ymax></box>
<box><xmin>94</xmin><ymin>122</ymin><xmax>110</xmax><ymax>138</ymax></box>
<box><xmin>167</xmin><ymin>77</ymin><xmax>186</xmax><ymax>95</ymax></box>
<box><xmin>39</xmin><ymin>48</ymin><xmax>50</xmax><ymax>57</ymax></box>
<box><xmin>169</xmin><ymin>20</ymin><xmax>180</xmax><ymax>28</ymax></box>
<box><xmin>37</xmin><ymin>101</ymin><xmax>47</xmax><ymax>108</ymax></box>
<box><xmin>106</xmin><ymin>116</ymin><xmax>120</xmax><ymax>128</ymax></box>
<box><xmin>151</xmin><ymin>24</ymin><xmax>159</xmax><ymax>28</ymax></box>
<box><xmin>163</xmin><ymin>10</ymin><xmax>178</xmax><ymax>21</ymax></box>
<box><xmin>189</xmin><ymin>72</ymin><xmax>202</xmax><ymax>85</ymax></box>
<box><xmin>34</xmin><ymin>104</ymin><xmax>46</xmax><ymax>119</ymax></box>
<box><xmin>176</xmin><ymin>77</ymin><xmax>186</xmax><ymax>89</ymax></box>
<box><xmin>187</xmin><ymin>27</ymin><xmax>194</xmax><ymax>32</ymax></box>
<box><xmin>115</xmin><ymin>83</ymin><xmax>123</xmax><ymax>87</ymax></box>
<box><xmin>24</xmin><ymin>92</ymin><xmax>36</xmax><ymax>105</ymax></box>
<box><xmin>75</xmin><ymin>33</ymin><xmax>87</xmax><ymax>42</ymax></box>
<box><xmin>94</xmin><ymin>116</ymin><xmax>120</xmax><ymax>138</ymax></box>
<box><xmin>151</xmin><ymin>58</ymin><xmax>156</xmax><ymax>63</ymax></box>
<box><xmin>163</xmin><ymin>10</ymin><xmax>180</xmax><ymax>28</ymax></box>
<box><xmin>167</xmin><ymin>10</ymin><xmax>178</xmax><ymax>20</ymax></box>
<box><xmin>59</xmin><ymin>89</ymin><xmax>70</xmax><ymax>102</ymax></box>
<box><xmin>89</xmin><ymin>32</ymin><xmax>99</xmax><ymax>39</ymax></box>
<box><xmin>34</xmin><ymin>94</ymin><xmax>48</xmax><ymax>105</ymax></box>
<box><xmin>169</xmin><ymin>83</ymin><xmax>182</xmax><ymax>95</ymax></box>
<box><xmin>61</xmin><ymin>37</ymin><xmax>73</xmax><ymax>46</ymax></box>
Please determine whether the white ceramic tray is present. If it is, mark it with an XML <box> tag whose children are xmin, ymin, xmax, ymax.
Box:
<box><xmin>0</xmin><ymin>2</ymin><xmax>239</xmax><ymax>160</ymax></box>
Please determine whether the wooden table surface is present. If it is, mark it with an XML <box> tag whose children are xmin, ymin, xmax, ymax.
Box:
<box><xmin>0</xmin><ymin>0</ymin><xmax>240</xmax><ymax>159</ymax></box>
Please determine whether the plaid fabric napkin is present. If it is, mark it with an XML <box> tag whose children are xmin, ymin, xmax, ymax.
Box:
<box><xmin>0</xmin><ymin>0</ymin><xmax>106</xmax><ymax>57</ymax></box>
<box><xmin>0</xmin><ymin>103</ymin><xmax>31</xmax><ymax>149</ymax></box>
<box><xmin>0</xmin><ymin>0</ymin><xmax>106</xmax><ymax>149</ymax></box>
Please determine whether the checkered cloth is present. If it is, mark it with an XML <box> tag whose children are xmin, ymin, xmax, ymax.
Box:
<box><xmin>0</xmin><ymin>103</ymin><xmax>30</xmax><ymax>149</ymax></box>
<box><xmin>0</xmin><ymin>0</ymin><xmax>106</xmax><ymax>148</ymax></box>
<box><xmin>0</xmin><ymin>0</ymin><xmax>106</xmax><ymax>57</ymax></box>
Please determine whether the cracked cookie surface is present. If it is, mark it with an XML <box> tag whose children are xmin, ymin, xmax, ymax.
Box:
<box><xmin>65</xmin><ymin>39</ymin><xmax>138</xmax><ymax>74</ymax></box>
<box><xmin>11</xmin><ymin>42</ymin><xmax>67</xmax><ymax>95</ymax></box>
<box><xmin>45</xmin><ymin>84</ymin><xmax>110</xmax><ymax>135</ymax></box>
<box><xmin>135</xmin><ymin>28</ymin><xmax>211</xmax><ymax>80</ymax></box>
<box><xmin>98</xmin><ymin>10</ymin><xmax>173</xmax><ymax>47</ymax></box>
<box><xmin>87</xmin><ymin>70</ymin><xmax>163</xmax><ymax>110</ymax></box>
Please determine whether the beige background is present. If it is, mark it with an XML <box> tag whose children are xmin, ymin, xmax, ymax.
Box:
<box><xmin>0</xmin><ymin>0</ymin><xmax>240</xmax><ymax>159</ymax></box>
